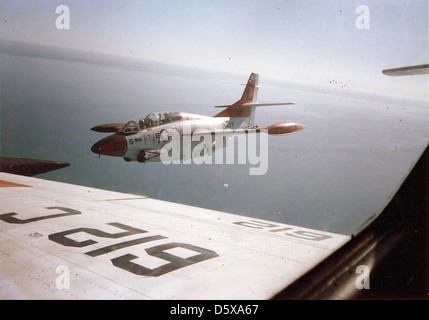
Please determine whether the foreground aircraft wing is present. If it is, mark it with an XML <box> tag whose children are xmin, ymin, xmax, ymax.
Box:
<box><xmin>0</xmin><ymin>172</ymin><xmax>350</xmax><ymax>299</ymax></box>
<box><xmin>382</xmin><ymin>64</ymin><xmax>429</xmax><ymax>76</ymax></box>
<box><xmin>0</xmin><ymin>157</ymin><xmax>70</xmax><ymax>176</ymax></box>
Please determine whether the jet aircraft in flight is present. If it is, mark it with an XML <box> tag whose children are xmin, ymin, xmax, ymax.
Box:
<box><xmin>91</xmin><ymin>73</ymin><xmax>305</xmax><ymax>163</ymax></box>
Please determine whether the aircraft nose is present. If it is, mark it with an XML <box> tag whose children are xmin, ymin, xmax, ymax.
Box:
<box><xmin>91</xmin><ymin>134</ymin><xmax>127</xmax><ymax>157</ymax></box>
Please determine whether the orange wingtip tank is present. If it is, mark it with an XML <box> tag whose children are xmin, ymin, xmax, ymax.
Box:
<box><xmin>91</xmin><ymin>123</ymin><xmax>125</xmax><ymax>133</ymax></box>
<box><xmin>266</xmin><ymin>122</ymin><xmax>305</xmax><ymax>136</ymax></box>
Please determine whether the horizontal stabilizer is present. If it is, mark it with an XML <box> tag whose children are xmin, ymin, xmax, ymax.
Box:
<box><xmin>214</xmin><ymin>102</ymin><xmax>296</xmax><ymax>108</ymax></box>
<box><xmin>242</xmin><ymin>102</ymin><xmax>297</xmax><ymax>107</ymax></box>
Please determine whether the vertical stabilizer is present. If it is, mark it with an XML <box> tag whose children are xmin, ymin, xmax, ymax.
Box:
<box><xmin>214</xmin><ymin>73</ymin><xmax>259</xmax><ymax>128</ymax></box>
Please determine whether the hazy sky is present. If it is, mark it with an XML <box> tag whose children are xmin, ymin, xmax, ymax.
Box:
<box><xmin>1</xmin><ymin>0</ymin><xmax>428</xmax><ymax>99</ymax></box>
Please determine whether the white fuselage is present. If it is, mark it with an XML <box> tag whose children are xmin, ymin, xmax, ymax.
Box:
<box><xmin>123</xmin><ymin>114</ymin><xmax>230</xmax><ymax>162</ymax></box>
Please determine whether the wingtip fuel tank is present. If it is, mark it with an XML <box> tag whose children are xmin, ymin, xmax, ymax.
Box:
<box><xmin>90</xmin><ymin>123</ymin><xmax>125</xmax><ymax>133</ymax></box>
<box><xmin>266</xmin><ymin>122</ymin><xmax>305</xmax><ymax>136</ymax></box>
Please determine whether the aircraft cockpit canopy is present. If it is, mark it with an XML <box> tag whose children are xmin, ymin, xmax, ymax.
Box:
<box><xmin>119</xmin><ymin>112</ymin><xmax>183</xmax><ymax>134</ymax></box>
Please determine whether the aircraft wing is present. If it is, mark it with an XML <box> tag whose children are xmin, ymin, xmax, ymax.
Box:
<box><xmin>0</xmin><ymin>172</ymin><xmax>350</xmax><ymax>299</ymax></box>
<box><xmin>382</xmin><ymin>64</ymin><xmax>429</xmax><ymax>76</ymax></box>
<box><xmin>0</xmin><ymin>157</ymin><xmax>70</xmax><ymax>176</ymax></box>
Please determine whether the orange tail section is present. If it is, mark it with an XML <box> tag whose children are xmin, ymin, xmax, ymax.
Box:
<box><xmin>214</xmin><ymin>73</ymin><xmax>259</xmax><ymax>120</ymax></box>
<box><xmin>239</xmin><ymin>72</ymin><xmax>259</xmax><ymax>104</ymax></box>
<box><xmin>213</xmin><ymin>73</ymin><xmax>296</xmax><ymax>129</ymax></box>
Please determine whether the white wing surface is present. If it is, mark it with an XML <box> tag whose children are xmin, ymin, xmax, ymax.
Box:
<box><xmin>0</xmin><ymin>172</ymin><xmax>350</xmax><ymax>299</ymax></box>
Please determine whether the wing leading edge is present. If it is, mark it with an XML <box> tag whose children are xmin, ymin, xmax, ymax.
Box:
<box><xmin>0</xmin><ymin>173</ymin><xmax>350</xmax><ymax>299</ymax></box>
